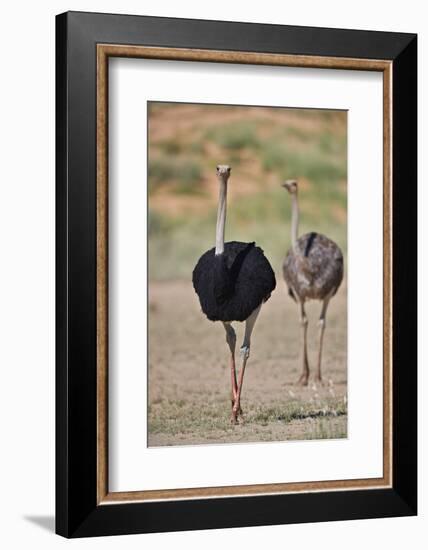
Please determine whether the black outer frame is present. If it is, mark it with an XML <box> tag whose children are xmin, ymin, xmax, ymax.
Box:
<box><xmin>56</xmin><ymin>11</ymin><xmax>417</xmax><ymax>538</ymax></box>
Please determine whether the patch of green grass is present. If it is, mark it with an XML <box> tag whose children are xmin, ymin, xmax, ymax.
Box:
<box><xmin>148</xmin><ymin>209</ymin><xmax>186</xmax><ymax>238</ymax></box>
<box><xmin>319</xmin><ymin>131</ymin><xmax>346</xmax><ymax>155</ymax></box>
<box><xmin>148</xmin><ymin>209</ymin><xmax>168</xmax><ymax>237</ymax></box>
<box><xmin>148</xmin><ymin>399</ymin><xmax>236</xmax><ymax>435</ymax></box>
<box><xmin>148</xmin><ymin>396</ymin><xmax>347</xmax><ymax>438</ymax></box>
<box><xmin>148</xmin><ymin>217</ymin><xmax>215</xmax><ymax>279</ymax></box>
<box><xmin>157</xmin><ymin>137</ymin><xmax>182</xmax><ymax>155</ymax></box>
<box><xmin>174</xmin><ymin>162</ymin><xmax>204</xmax><ymax>194</ymax></box>
<box><xmin>148</xmin><ymin>156</ymin><xmax>203</xmax><ymax>195</ymax></box>
<box><xmin>249</xmin><ymin>397</ymin><xmax>347</xmax><ymax>426</ymax></box>
<box><xmin>284</xmin><ymin>125</ymin><xmax>312</xmax><ymax>142</ymax></box>
<box><xmin>305</xmin><ymin>418</ymin><xmax>347</xmax><ymax>440</ymax></box>
<box><xmin>148</xmin><ymin>158</ymin><xmax>176</xmax><ymax>185</ymax></box>
<box><xmin>205</xmin><ymin>121</ymin><xmax>260</xmax><ymax>150</ymax></box>
<box><xmin>260</xmin><ymin>139</ymin><xmax>346</xmax><ymax>184</ymax></box>
<box><xmin>261</xmin><ymin>141</ymin><xmax>288</xmax><ymax>172</ymax></box>
<box><xmin>189</xmin><ymin>140</ymin><xmax>204</xmax><ymax>155</ymax></box>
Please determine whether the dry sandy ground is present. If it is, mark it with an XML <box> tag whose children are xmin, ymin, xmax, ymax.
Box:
<box><xmin>148</xmin><ymin>279</ymin><xmax>347</xmax><ymax>447</ymax></box>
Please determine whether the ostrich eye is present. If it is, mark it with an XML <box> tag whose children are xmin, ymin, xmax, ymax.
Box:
<box><xmin>227</xmin><ymin>167</ymin><xmax>231</xmax><ymax>173</ymax></box>
<box><xmin>216</xmin><ymin>166</ymin><xmax>219</xmax><ymax>171</ymax></box>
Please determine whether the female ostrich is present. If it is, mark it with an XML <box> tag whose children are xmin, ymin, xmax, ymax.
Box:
<box><xmin>192</xmin><ymin>165</ymin><xmax>276</xmax><ymax>424</ymax></box>
<box><xmin>281</xmin><ymin>179</ymin><xmax>343</xmax><ymax>386</ymax></box>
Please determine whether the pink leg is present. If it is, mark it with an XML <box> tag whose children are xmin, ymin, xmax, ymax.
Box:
<box><xmin>232</xmin><ymin>306</ymin><xmax>261</xmax><ymax>424</ymax></box>
<box><xmin>315</xmin><ymin>295</ymin><xmax>332</xmax><ymax>384</ymax></box>
<box><xmin>223</xmin><ymin>323</ymin><xmax>238</xmax><ymax>414</ymax></box>
<box><xmin>296</xmin><ymin>301</ymin><xmax>309</xmax><ymax>386</ymax></box>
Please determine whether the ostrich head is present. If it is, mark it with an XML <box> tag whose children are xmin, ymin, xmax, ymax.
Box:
<box><xmin>281</xmin><ymin>179</ymin><xmax>298</xmax><ymax>194</ymax></box>
<box><xmin>216</xmin><ymin>164</ymin><xmax>231</xmax><ymax>182</ymax></box>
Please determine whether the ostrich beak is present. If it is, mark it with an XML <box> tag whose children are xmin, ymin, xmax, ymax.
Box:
<box><xmin>281</xmin><ymin>179</ymin><xmax>297</xmax><ymax>192</ymax></box>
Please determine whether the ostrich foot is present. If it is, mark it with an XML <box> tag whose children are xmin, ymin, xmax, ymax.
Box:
<box><xmin>231</xmin><ymin>401</ymin><xmax>243</xmax><ymax>416</ymax></box>
<box><xmin>231</xmin><ymin>406</ymin><xmax>244</xmax><ymax>424</ymax></box>
<box><xmin>231</xmin><ymin>411</ymin><xmax>239</xmax><ymax>425</ymax></box>
<box><xmin>314</xmin><ymin>374</ymin><xmax>324</xmax><ymax>386</ymax></box>
<box><xmin>230</xmin><ymin>398</ymin><xmax>242</xmax><ymax>415</ymax></box>
<box><xmin>296</xmin><ymin>373</ymin><xmax>309</xmax><ymax>386</ymax></box>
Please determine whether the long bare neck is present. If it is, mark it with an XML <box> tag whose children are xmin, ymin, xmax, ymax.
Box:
<box><xmin>215</xmin><ymin>178</ymin><xmax>228</xmax><ymax>255</ymax></box>
<box><xmin>290</xmin><ymin>193</ymin><xmax>299</xmax><ymax>251</ymax></box>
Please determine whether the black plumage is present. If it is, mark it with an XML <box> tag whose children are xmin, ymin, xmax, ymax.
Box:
<box><xmin>193</xmin><ymin>241</ymin><xmax>276</xmax><ymax>322</ymax></box>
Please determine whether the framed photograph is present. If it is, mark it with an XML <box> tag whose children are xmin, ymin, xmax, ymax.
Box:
<box><xmin>56</xmin><ymin>11</ymin><xmax>417</xmax><ymax>538</ymax></box>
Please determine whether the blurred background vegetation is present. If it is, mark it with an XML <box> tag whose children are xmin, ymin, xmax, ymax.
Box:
<box><xmin>148</xmin><ymin>102</ymin><xmax>347</xmax><ymax>281</ymax></box>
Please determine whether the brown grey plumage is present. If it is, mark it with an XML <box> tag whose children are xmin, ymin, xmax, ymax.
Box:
<box><xmin>283</xmin><ymin>232</ymin><xmax>343</xmax><ymax>302</ymax></box>
<box><xmin>281</xmin><ymin>179</ymin><xmax>344</xmax><ymax>386</ymax></box>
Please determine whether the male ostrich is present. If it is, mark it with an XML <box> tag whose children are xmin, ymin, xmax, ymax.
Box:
<box><xmin>192</xmin><ymin>165</ymin><xmax>276</xmax><ymax>424</ymax></box>
<box><xmin>281</xmin><ymin>180</ymin><xmax>343</xmax><ymax>386</ymax></box>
